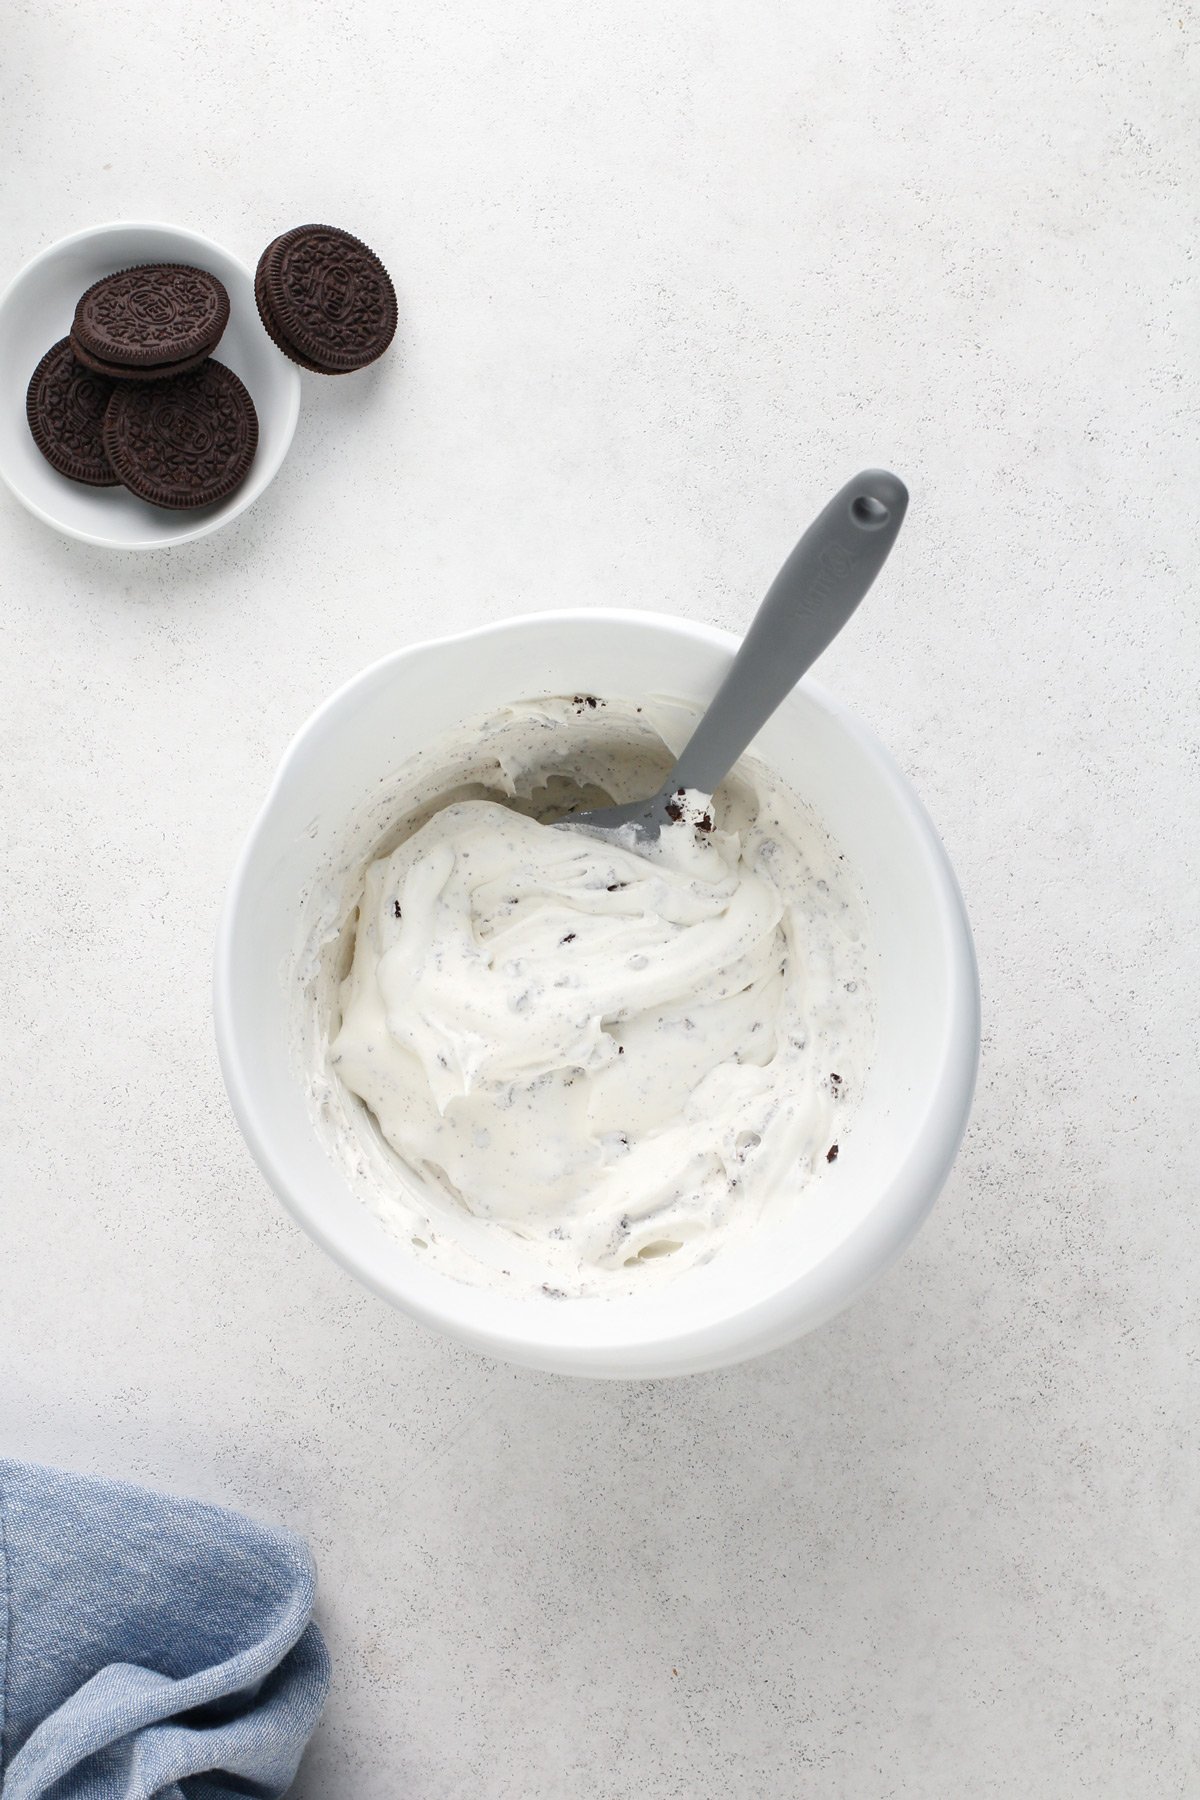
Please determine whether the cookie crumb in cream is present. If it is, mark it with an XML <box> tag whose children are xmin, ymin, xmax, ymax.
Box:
<box><xmin>303</xmin><ymin>696</ymin><xmax>875</xmax><ymax>1297</ymax></box>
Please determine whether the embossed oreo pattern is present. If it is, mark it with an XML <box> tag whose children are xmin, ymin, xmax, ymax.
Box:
<box><xmin>103</xmin><ymin>359</ymin><xmax>258</xmax><ymax>510</ymax></box>
<box><xmin>26</xmin><ymin>338</ymin><xmax>119</xmax><ymax>486</ymax></box>
<box><xmin>74</xmin><ymin>263</ymin><xmax>230</xmax><ymax>367</ymax></box>
<box><xmin>262</xmin><ymin>225</ymin><xmax>397</xmax><ymax>372</ymax></box>
<box><xmin>254</xmin><ymin>253</ymin><xmax>327</xmax><ymax>372</ymax></box>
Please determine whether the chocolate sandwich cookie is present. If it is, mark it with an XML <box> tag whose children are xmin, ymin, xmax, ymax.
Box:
<box><xmin>68</xmin><ymin>331</ymin><xmax>212</xmax><ymax>383</ymax></box>
<box><xmin>255</xmin><ymin>225</ymin><xmax>397</xmax><ymax>373</ymax></box>
<box><xmin>73</xmin><ymin>263</ymin><xmax>229</xmax><ymax>370</ymax></box>
<box><xmin>253</xmin><ymin>257</ymin><xmax>326</xmax><ymax>373</ymax></box>
<box><xmin>26</xmin><ymin>338</ymin><xmax>119</xmax><ymax>487</ymax></box>
<box><xmin>103</xmin><ymin>359</ymin><xmax>258</xmax><ymax>510</ymax></box>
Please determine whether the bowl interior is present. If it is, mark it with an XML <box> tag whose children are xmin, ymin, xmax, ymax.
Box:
<box><xmin>217</xmin><ymin>613</ymin><xmax>977</xmax><ymax>1375</ymax></box>
<box><xmin>0</xmin><ymin>222</ymin><xmax>300</xmax><ymax>549</ymax></box>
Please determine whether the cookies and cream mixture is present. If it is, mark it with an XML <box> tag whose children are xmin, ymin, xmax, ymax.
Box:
<box><xmin>301</xmin><ymin>695</ymin><xmax>874</xmax><ymax>1297</ymax></box>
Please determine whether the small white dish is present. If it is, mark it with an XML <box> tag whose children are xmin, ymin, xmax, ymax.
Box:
<box><xmin>0</xmin><ymin>221</ymin><xmax>300</xmax><ymax>550</ymax></box>
<box><xmin>215</xmin><ymin>610</ymin><xmax>980</xmax><ymax>1379</ymax></box>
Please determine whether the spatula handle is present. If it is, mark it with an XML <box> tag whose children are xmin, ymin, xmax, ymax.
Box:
<box><xmin>665</xmin><ymin>470</ymin><xmax>908</xmax><ymax>799</ymax></box>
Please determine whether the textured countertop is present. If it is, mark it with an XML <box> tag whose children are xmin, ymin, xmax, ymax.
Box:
<box><xmin>2</xmin><ymin>1</ymin><xmax>1196</xmax><ymax>1793</ymax></box>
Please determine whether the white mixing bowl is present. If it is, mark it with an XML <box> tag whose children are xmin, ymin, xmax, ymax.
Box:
<box><xmin>214</xmin><ymin>611</ymin><xmax>978</xmax><ymax>1377</ymax></box>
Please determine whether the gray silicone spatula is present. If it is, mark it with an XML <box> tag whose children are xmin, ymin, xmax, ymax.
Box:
<box><xmin>558</xmin><ymin>468</ymin><xmax>909</xmax><ymax>844</ymax></box>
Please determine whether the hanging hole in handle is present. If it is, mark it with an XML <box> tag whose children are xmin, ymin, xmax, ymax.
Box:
<box><xmin>851</xmin><ymin>495</ymin><xmax>890</xmax><ymax>528</ymax></box>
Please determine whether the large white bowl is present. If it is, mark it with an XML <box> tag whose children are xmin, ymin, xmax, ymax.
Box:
<box><xmin>215</xmin><ymin>612</ymin><xmax>979</xmax><ymax>1378</ymax></box>
<box><xmin>0</xmin><ymin>221</ymin><xmax>300</xmax><ymax>549</ymax></box>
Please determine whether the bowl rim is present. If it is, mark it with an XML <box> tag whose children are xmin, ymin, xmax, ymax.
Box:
<box><xmin>0</xmin><ymin>219</ymin><xmax>301</xmax><ymax>551</ymax></box>
<box><xmin>214</xmin><ymin>609</ymin><xmax>980</xmax><ymax>1375</ymax></box>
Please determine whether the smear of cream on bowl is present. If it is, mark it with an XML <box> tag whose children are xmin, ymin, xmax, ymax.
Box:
<box><xmin>297</xmin><ymin>696</ymin><xmax>875</xmax><ymax>1297</ymax></box>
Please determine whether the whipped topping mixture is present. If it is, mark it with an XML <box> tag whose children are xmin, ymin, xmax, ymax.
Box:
<box><xmin>302</xmin><ymin>696</ymin><xmax>874</xmax><ymax>1297</ymax></box>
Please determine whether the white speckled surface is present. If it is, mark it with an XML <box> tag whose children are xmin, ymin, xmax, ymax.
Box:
<box><xmin>2</xmin><ymin>0</ymin><xmax>1197</xmax><ymax>1793</ymax></box>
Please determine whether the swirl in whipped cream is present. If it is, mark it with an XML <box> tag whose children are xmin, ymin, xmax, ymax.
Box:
<box><xmin>308</xmin><ymin>696</ymin><xmax>875</xmax><ymax>1296</ymax></box>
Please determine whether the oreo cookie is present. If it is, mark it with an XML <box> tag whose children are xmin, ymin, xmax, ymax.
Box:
<box><xmin>255</xmin><ymin>225</ymin><xmax>396</xmax><ymax>373</ymax></box>
<box><xmin>68</xmin><ymin>332</ymin><xmax>212</xmax><ymax>383</ymax></box>
<box><xmin>73</xmin><ymin>263</ymin><xmax>229</xmax><ymax>370</ymax></box>
<box><xmin>26</xmin><ymin>338</ymin><xmax>119</xmax><ymax>487</ymax></box>
<box><xmin>253</xmin><ymin>257</ymin><xmax>326</xmax><ymax>373</ymax></box>
<box><xmin>102</xmin><ymin>358</ymin><xmax>258</xmax><ymax>510</ymax></box>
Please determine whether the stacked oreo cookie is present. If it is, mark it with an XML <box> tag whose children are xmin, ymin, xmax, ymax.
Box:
<box><xmin>71</xmin><ymin>264</ymin><xmax>230</xmax><ymax>383</ymax></box>
<box><xmin>27</xmin><ymin>263</ymin><xmax>257</xmax><ymax>509</ymax></box>
<box><xmin>254</xmin><ymin>226</ymin><xmax>397</xmax><ymax>374</ymax></box>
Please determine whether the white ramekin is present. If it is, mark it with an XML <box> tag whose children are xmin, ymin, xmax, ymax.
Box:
<box><xmin>214</xmin><ymin>611</ymin><xmax>979</xmax><ymax>1378</ymax></box>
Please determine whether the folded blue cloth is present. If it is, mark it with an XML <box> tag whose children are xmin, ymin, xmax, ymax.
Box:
<box><xmin>0</xmin><ymin>1459</ymin><xmax>330</xmax><ymax>1799</ymax></box>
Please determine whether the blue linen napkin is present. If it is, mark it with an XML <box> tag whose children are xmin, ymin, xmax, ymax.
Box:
<box><xmin>0</xmin><ymin>1459</ymin><xmax>330</xmax><ymax>1799</ymax></box>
